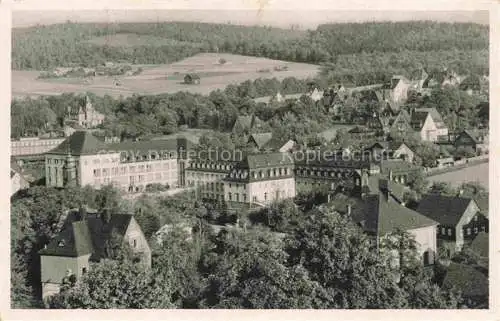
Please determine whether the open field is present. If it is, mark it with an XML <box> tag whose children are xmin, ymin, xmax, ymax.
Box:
<box><xmin>12</xmin><ymin>53</ymin><xmax>320</xmax><ymax>99</ymax></box>
<box><xmin>427</xmin><ymin>162</ymin><xmax>489</xmax><ymax>190</ymax></box>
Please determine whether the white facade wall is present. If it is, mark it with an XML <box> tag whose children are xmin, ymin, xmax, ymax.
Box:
<box><xmin>46</xmin><ymin>152</ymin><xmax>179</xmax><ymax>192</ymax></box>
<box><xmin>407</xmin><ymin>225</ymin><xmax>438</xmax><ymax>265</ymax></box>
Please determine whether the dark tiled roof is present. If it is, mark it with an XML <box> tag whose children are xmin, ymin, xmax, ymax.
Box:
<box><xmin>474</xmin><ymin>194</ymin><xmax>489</xmax><ymax>216</ymax></box>
<box><xmin>442</xmin><ymin>263</ymin><xmax>488</xmax><ymax>298</ymax></box>
<box><xmin>348</xmin><ymin>192</ymin><xmax>437</xmax><ymax>235</ymax></box>
<box><xmin>235</xmin><ymin>152</ymin><xmax>294</xmax><ymax>169</ymax></box>
<box><xmin>412</xmin><ymin>108</ymin><xmax>447</xmax><ymax>129</ymax></box>
<box><xmin>47</xmin><ymin>131</ymin><xmax>108</xmax><ymax>156</ymax></box>
<box><xmin>459</xmin><ymin>129</ymin><xmax>488</xmax><ymax>144</ymax></box>
<box><xmin>39</xmin><ymin>211</ymin><xmax>134</xmax><ymax>259</ymax></box>
<box><xmin>470</xmin><ymin>232</ymin><xmax>488</xmax><ymax>258</ymax></box>
<box><xmin>416</xmin><ymin>194</ymin><xmax>476</xmax><ymax>226</ymax></box>
<box><xmin>106</xmin><ymin>137</ymin><xmax>191</xmax><ymax>154</ymax></box>
<box><xmin>249</xmin><ymin>132</ymin><xmax>273</xmax><ymax>149</ymax></box>
<box><xmin>379</xmin><ymin>159</ymin><xmax>420</xmax><ymax>175</ymax></box>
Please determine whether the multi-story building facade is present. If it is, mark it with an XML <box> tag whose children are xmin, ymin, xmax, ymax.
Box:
<box><xmin>39</xmin><ymin>208</ymin><xmax>151</xmax><ymax>300</ymax></box>
<box><xmin>410</xmin><ymin>108</ymin><xmax>449</xmax><ymax>142</ymax></box>
<box><xmin>45</xmin><ymin>131</ymin><xmax>190</xmax><ymax>192</ymax></box>
<box><xmin>224</xmin><ymin>152</ymin><xmax>296</xmax><ymax>205</ymax></box>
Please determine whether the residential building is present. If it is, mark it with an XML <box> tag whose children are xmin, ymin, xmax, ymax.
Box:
<box><xmin>364</xmin><ymin>141</ymin><xmax>415</xmax><ymax>163</ymax></box>
<box><xmin>382</xmin><ymin>75</ymin><xmax>412</xmax><ymax>103</ymax></box>
<box><xmin>11</xmin><ymin>137</ymin><xmax>66</xmax><ymax>156</ymax></box>
<box><xmin>416</xmin><ymin>194</ymin><xmax>488</xmax><ymax>254</ymax></box>
<box><xmin>45</xmin><ymin>131</ymin><xmax>190</xmax><ymax>192</ymax></box>
<box><xmin>410</xmin><ymin>108</ymin><xmax>449</xmax><ymax>142</ymax></box>
<box><xmin>454</xmin><ymin>129</ymin><xmax>489</xmax><ymax>154</ymax></box>
<box><xmin>185</xmin><ymin>148</ymin><xmax>244</xmax><ymax>202</ymax></box>
<box><xmin>39</xmin><ymin>208</ymin><xmax>151</xmax><ymax>300</ymax></box>
<box><xmin>331</xmin><ymin>177</ymin><xmax>438</xmax><ymax>265</ymax></box>
<box><xmin>388</xmin><ymin>110</ymin><xmax>413</xmax><ymax>138</ymax></box>
<box><xmin>247</xmin><ymin>133</ymin><xmax>295</xmax><ymax>153</ymax></box>
<box><xmin>224</xmin><ymin>152</ymin><xmax>296</xmax><ymax>206</ymax></box>
<box><xmin>378</xmin><ymin>159</ymin><xmax>421</xmax><ymax>184</ymax></box>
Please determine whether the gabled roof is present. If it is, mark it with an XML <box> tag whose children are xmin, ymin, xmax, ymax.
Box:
<box><xmin>248</xmin><ymin>132</ymin><xmax>273</xmax><ymax>149</ymax></box>
<box><xmin>416</xmin><ymin>194</ymin><xmax>477</xmax><ymax>226</ymax></box>
<box><xmin>235</xmin><ymin>152</ymin><xmax>294</xmax><ymax>170</ymax></box>
<box><xmin>349</xmin><ymin>192</ymin><xmax>437</xmax><ymax>235</ymax></box>
<box><xmin>47</xmin><ymin>131</ymin><xmax>108</xmax><ymax>156</ymax></box>
<box><xmin>233</xmin><ymin>115</ymin><xmax>262</xmax><ymax>131</ymax></box>
<box><xmin>459</xmin><ymin>129</ymin><xmax>488</xmax><ymax>144</ymax></box>
<box><xmin>366</xmin><ymin>141</ymin><xmax>409</xmax><ymax>153</ymax></box>
<box><xmin>474</xmin><ymin>194</ymin><xmax>489</xmax><ymax>216</ymax></box>
<box><xmin>411</xmin><ymin>108</ymin><xmax>447</xmax><ymax>130</ymax></box>
<box><xmin>442</xmin><ymin>263</ymin><xmax>488</xmax><ymax>298</ymax></box>
<box><xmin>379</xmin><ymin>159</ymin><xmax>420</xmax><ymax>175</ymax></box>
<box><xmin>39</xmin><ymin>210</ymin><xmax>135</xmax><ymax>259</ymax></box>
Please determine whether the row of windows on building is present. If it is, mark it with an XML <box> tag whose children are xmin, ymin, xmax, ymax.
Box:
<box><xmin>94</xmin><ymin>172</ymin><xmax>176</xmax><ymax>185</ymax></box>
<box><xmin>228</xmin><ymin>167</ymin><xmax>292</xmax><ymax>180</ymax></box>
<box><xmin>12</xmin><ymin>139</ymin><xmax>63</xmax><ymax>147</ymax></box>
<box><xmin>190</xmin><ymin>162</ymin><xmax>234</xmax><ymax>171</ymax></box>
<box><xmin>92</xmin><ymin>163</ymin><xmax>174</xmax><ymax>177</ymax></box>
<box><xmin>439</xmin><ymin>224</ymin><xmax>486</xmax><ymax>236</ymax></box>
<box><xmin>226</xmin><ymin>190</ymin><xmax>291</xmax><ymax>202</ymax></box>
<box><xmin>121</xmin><ymin>151</ymin><xmax>177</xmax><ymax>163</ymax></box>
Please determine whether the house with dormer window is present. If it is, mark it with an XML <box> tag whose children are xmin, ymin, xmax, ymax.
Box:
<box><xmin>39</xmin><ymin>207</ymin><xmax>151</xmax><ymax>300</ymax></box>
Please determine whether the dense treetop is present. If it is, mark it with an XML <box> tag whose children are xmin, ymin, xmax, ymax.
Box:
<box><xmin>12</xmin><ymin>21</ymin><xmax>488</xmax><ymax>70</ymax></box>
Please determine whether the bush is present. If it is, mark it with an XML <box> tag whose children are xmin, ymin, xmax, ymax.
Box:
<box><xmin>145</xmin><ymin>183</ymin><xmax>169</xmax><ymax>193</ymax></box>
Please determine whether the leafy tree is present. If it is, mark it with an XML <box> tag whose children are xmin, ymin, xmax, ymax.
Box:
<box><xmin>48</xmin><ymin>259</ymin><xmax>176</xmax><ymax>308</ymax></box>
<box><xmin>285</xmin><ymin>209</ymin><xmax>408</xmax><ymax>308</ymax></box>
<box><xmin>198</xmin><ymin>228</ymin><xmax>322</xmax><ymax>308</ymax></box>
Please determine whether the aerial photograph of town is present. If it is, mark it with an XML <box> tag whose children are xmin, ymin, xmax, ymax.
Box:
<box><xmin>9</xmin><ymin>8</ymin><xmax>490</xmax><ymax>310</ymax></box>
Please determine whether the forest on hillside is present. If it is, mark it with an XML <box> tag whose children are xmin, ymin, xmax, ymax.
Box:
<box><xmin>12</xmin><ymin>21</ymin><xmax>489</xmax><ymax>82</ymax></box>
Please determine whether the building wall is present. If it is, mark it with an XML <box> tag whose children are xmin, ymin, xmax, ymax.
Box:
<box><xmin>419</xmin><ymin>115</ymin><xmax>448</xmax><ymax>142</ymax></box>
<box><xmin>393</xmin><ymin>145</ymin><xmax>415</xmax><ymax>163</ymax></box>
<box><xmin>11</xmin><ymin>138</ymin><xmax>65</xmax><ymax>156</ymax></box>
<box><xmin>392</xmin><ymin>81</ymin><xmax>410</xmax><ymax>103</ymax></box>
<box><xmin>408</xmin><ymin>225</ymin><xmax>438</xmax><ymax>265</ymax></box>
<box><xmin>245</xmin><ymin>177</ymin><xmax>296</xmax><ymax>204</ymax></box>
<box><xmin>455</xmin><ymin>201</ymin><xmax>480</xmax><ymax>251</ymax></box>
<box><xmin>46</xmin><ymin>152</ymin><xmax>179</xmax><ymax>192</ymax></box>
<box><xmin>124</xmin><ymin>217</ymin><xmax>152</xmax><ymax>267</ymax></box>
<box><xmin>40</xmin><ymin>254</ymin><xmax>91</xmax><ymax>298</ymax></box>
<box><xmin>45</xmin><ymin>154</ymin><xmax>69</xmax><ymax>187</ymax></box>
<box><xmin>186</xmin><ymin>169</ymin><xmax>228</xmax><ymax>201</ymax></box>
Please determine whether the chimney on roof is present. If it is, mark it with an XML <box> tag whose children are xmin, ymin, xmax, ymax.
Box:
<box><xmin>101</xmin><ymin>208</ymin><xmax>112</xmax><ymax>224</ymax></box>
<box><xmin>379</xmin><ymin>179</ymin><xmax>390</xmax><ymax>201</ymax></box>
<box><xmin>457</xmin><ymin>189</ymin><xmax>464</xmax><ymax>198</ymax></box>
<box><xmin>78</xmin><ymin>205</ymin><xmax>87</xmax><ymax>221</ymax></box>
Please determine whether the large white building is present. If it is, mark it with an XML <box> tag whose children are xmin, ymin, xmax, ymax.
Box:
<box><xmin>45</xmin><ymin>131</ymin><xmax>190</xmax><ymax>192</ymax></box>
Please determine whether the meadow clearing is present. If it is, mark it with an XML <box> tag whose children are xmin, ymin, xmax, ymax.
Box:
<box><xmin>427</xmin><ymin>161</ymin><xmax>489</xmax><ymax>190</ymax></box>
<box><xmin>12</xmin><ymin>53</ymin><xmax>320</xmax><ymax>99</ymax></box>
